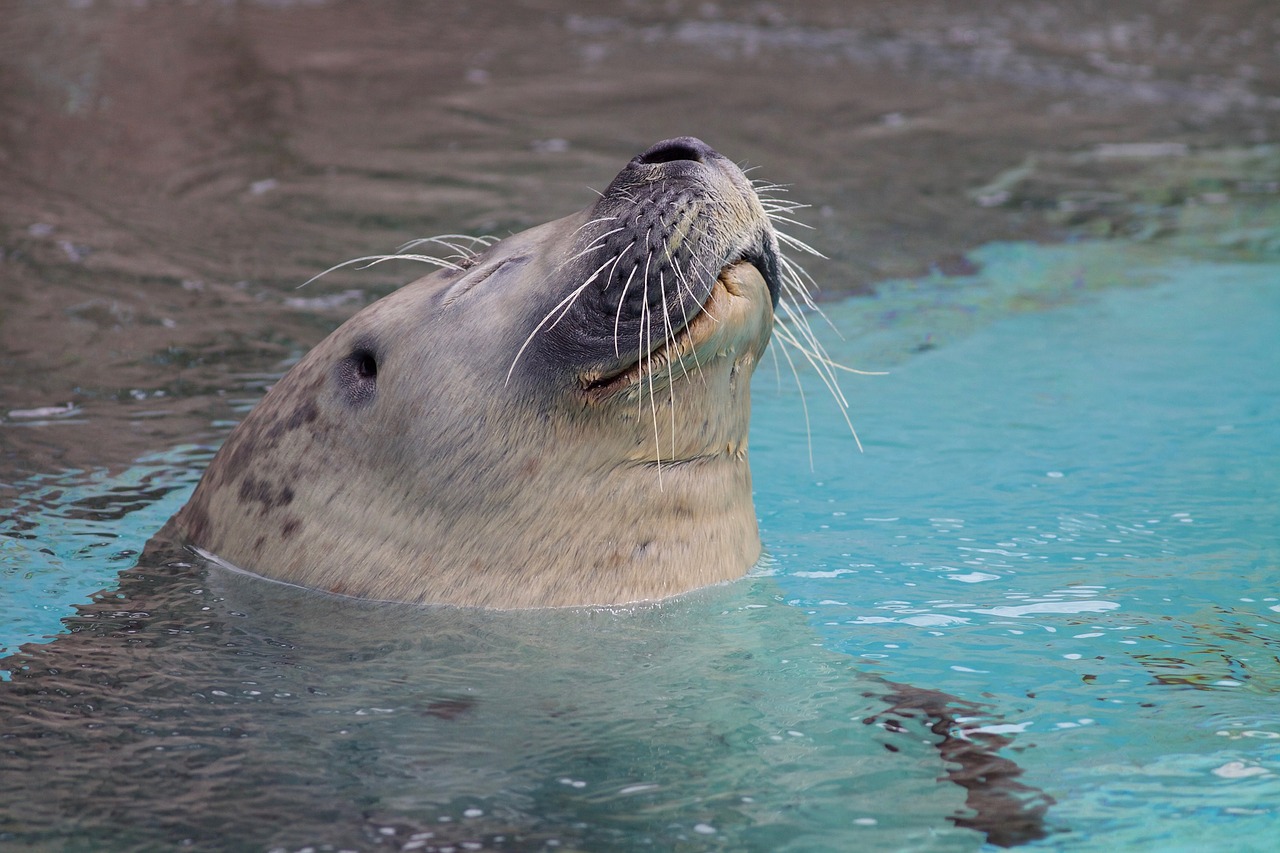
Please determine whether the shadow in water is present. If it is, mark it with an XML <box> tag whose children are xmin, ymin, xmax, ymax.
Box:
<box><xmin>1</xmin><ymin>535</ymin><xmax>1054</xmax><ymax>850</ymax></box>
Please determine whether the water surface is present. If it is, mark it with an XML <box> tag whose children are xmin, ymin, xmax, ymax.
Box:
<box><xmin>3</xmin><ymin>237</ymin><xmax>1277</xmax><ymax>851</ymax></box>
<box><xmin>754</xmin><ymin>240</ymin><xmax>1280</xmax><ymax>850</ymax></box>
<box><xmin>2</xmin><ymin>2</ymin><xmax>1279</xmax><ymax>850</ymax></box>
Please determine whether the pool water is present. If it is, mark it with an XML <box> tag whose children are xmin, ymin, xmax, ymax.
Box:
<box><xmin>2</xmin><ymin>238</ymin><xmax>1278</xmax><ymax>851</ymax></box>
<box><xmin>755</xmin><ymin>240</ymin><xmax>1280</xmax><ymax>849</ymax></box>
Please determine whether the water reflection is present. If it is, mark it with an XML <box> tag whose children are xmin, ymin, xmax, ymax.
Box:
<box><xmin>0</xmin><ymin>447</ymin><xmax>211</xmax><ymax>656</ymax></box>
<box><xmin>0</xmin><ymin>541</ymin><xmax>1050</xmax><ymax>850</ymax></box>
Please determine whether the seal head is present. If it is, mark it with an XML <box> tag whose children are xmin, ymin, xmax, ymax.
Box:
<box><xmin>172</xmin><ymin>137</ymin><xmax>783</xmax><ymax>607</ymax></box>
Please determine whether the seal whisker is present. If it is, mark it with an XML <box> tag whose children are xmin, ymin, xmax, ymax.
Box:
<box><xmin>756</xmin><ymin>188</ymin><xmax>811</xmax><ymax>210</ymax></box>
<box><xmin>775</xmin><ymin>300</ymin><xmax>850</xmax><ymax>408</ymax></box>
<box><xmin>768</xmin><ymin>218</ymin><xmax>880</xmax><ymax>455</ymax></box>
<box><xmin>747</xmin><ymin>178</ymin><xmax>788</xmax><ymax>194</ymax></box>
<box><xmin>667</xmin><ymin>243</ymin><xmax>723</xmax><ymax>327</ymax></box>
<box><xmin>299</xmin><ymin>253</ymin><xmax>467</xmax><ymax>288</ymax></box>
<box><xmin>773</xmin><ymin>332</ymin><xmax>830</xmax><ymax>468</ymax></box>
<box><xmin>396</xmin><ymin>234</ymin><xmax>499</xmax><ymax>258</ymax></box>
<box><xmin>658</xmin><ymin>272</ymin><xmax>680</xmax><ymax>463</ymax></box>
<box><xmin>566</xmin><ymin>227</ymin><xmax>629</xmax><ymax>263</ymax></box>
<box><xmin>506</xmin><ymin>251</ymin><xmax>624</xmax><ymax>384</ymax></box>
<box><xmin>777</xmin><ymin>254</ymin><xmax>852</xmax><ymax>347</ymax></box>
<box><xmin>613</xmin><ymin>263</ymin><xmax>640</xmax><ymax>358</ymax></box>
<box><xmin>661</xmin><ymin>238</ymin><xmax>711</xmax><ymax>376</ymax></box>
<box><xmin>634</xmin><ymin>248</ymin><xmax>656</xmax><ymax>425</ymax></box>
<box><xmin>772</xmin><ymin>308</ymin><xmax>866</xmax><ymax>452</ymax></box>
<box><xmin>300</xmin><ymin>233</ymin><xmax>506</xmax><ymax>288</ymax></box>
<box><xmin>599</xmin><ymin>240</ymin><xmax>635</xmax><ymax>356</ymax></box>
<box><xmin>774</xmin><ymin>319</ymin><xmax>886</xmax><ymax>376</ymax></box>
<box><xmin>767</xmin><ymin>338</ymin><xmax>785</xmax><ymax>391</ymax></box>
<box><xmin>773</xmin><ymin>229</ymin><xmax>827</xmax><ymax>260</ymax></box>
<box><xmin>639</xmin><ymin>274</ymin><xmax>666</xmax><ymax>483</ymax></box>
<box><xmin>776</xmin><ymin>254</ymin><xmax>848</xmax><ymax>347</ymax></box>
<box><xmin>773</xmin><ymin>316</ymin><xmax>846</xmax><ymax>396</ymax></box>
<box><xmin>763</xmin><ymin>213</ymin><xmax>816</xmax><ymax>232</ymax></box>
<box><xmin>760</xmin><ymin>205</ymin><xmax>811</xmax><ymax>219</ymax></box>
<box><xmin>776</xmin><ymin>253</ymin><xmax>821</xmax><ymax>307</ymax></box>
<box><xmin>592</xmin><ymin>187</ymin><xmax>638</xmax><ymax>204</ymax></box>
<box><xmin>775</xmin><ymin>293</ymin><xmax>885</xmax><ymax>380</ymax></box>
<box><xmin>603</xmin><ymin>236</ymin><xmax>636</xmax><ymax>278</ymax></box>
<box><xmin>671</xmin><ymin>271</ymin><xmax>708</xmax><ymax>372</ymax></box>
<box><xmin>749</xmin><ymin>186</ymin><xmax>875</xmax><ymax>453</ymax></box>
<box><xmin>774</xmin><ymin>336</ymin><xmax>815</xmax><ymax>469</ymax></box>
<box><xmin>567</xmin><ymin>215</ymin><xmax>620</xmax><ymax>241</ymax></box>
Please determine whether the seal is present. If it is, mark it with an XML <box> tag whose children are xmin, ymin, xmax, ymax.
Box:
<box><xmin>169</xmin><ymin>137</ymin><xmax>794</xmax><ymax>608</ymax></box>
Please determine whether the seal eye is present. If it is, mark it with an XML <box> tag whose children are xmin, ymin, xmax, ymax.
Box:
<box><xmin>353</xmin><ymin>349</ymin><xmax>377</xmax><ymax>379</ymax></box>
<box><xmin>335</xmin><ymin>344</ymin><xmax>378</xmax><ymax>407</ymax></box>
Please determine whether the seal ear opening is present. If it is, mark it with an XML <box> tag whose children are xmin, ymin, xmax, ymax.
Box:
<box><xmin>335</xmin><ymin>343</ymin><xmax>379</xmax><ymax>407</ymax></box>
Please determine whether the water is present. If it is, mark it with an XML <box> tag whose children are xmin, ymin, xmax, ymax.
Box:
<box><xmin>3</xmin><ymin>2</ymin><xmax>1279</xmax><ymax>849</ymax></box>
<box><xmin>755</xmin><ymin>240</ymin><xmax>1280</xmax><ymax>848</ymax></box>
<box><xmin>0</xmin><ymin>445</ymin><xmax>210</xmax><ymax>656</ymax></box>
<box><xmin>3</xmin><ymin>238</ymin><xmax>1277</xmax><ymax>851</ymax></box>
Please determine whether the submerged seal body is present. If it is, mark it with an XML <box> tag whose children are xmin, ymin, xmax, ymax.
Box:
<box><xmin>171</xmin><ymin>137</ymin><xmax>787</xmax><ymax>607</ymax></box>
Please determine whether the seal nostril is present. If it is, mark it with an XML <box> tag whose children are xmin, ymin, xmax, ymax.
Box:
<box><xmin>636</xmin><ymin>136</ymin><xmax>716</xmax><ymax>166</ymax></box>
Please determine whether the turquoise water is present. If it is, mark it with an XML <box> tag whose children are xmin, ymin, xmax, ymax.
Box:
<box><xmin>754</xmin><ymin>241</ymin><xmax>1280</xmax><ymax>849</ymax></box>
<box><xmin>0</xmin><ymin>445</ymin><xmax>210</xmax><ymax>659</ymax></box>
<box><xmin>2</xmin><ymin>240</ymin><xmax>1278</xmax><ymax>850</ymax></box>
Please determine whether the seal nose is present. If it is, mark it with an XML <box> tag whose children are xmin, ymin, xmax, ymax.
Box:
<box><xmin>634</xmin><ymin>136</ymin><xmax>718</xmax><ymax>166</ymax></box>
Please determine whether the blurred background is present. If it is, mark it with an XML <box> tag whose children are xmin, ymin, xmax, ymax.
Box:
<box><xmin>2</xmin><ymin>0</ymin><xmax>1277</xmax><ymax>484</ymax></box>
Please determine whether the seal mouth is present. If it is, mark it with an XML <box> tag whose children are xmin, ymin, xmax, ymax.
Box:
<box><xmin>582</xmin><ymin>244</ymin><xmax>778</xmax><ymax>400</ymax></box>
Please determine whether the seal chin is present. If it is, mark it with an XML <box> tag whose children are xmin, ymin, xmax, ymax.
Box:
<box><xmin>582</xmin><ymin>259</ymin><xmax>775</xmax><ymax>400</ymax></box>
